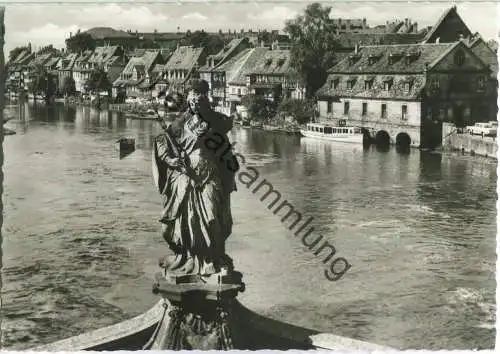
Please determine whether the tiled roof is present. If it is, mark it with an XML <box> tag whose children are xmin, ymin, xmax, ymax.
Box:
<box><xmin>317</xmin><ymin>73</ymin><xmax>426</xmax><ymax>100</ymax></box>
<box><xmin>328</xmin><ymin>42</ymin><xmax>456</xmax><ymax>74</ymax></box>
<box><xmin>122</xmin><ymin>51</ymin><xmax>161</xmax><ymax>75</ymax></box>
<box><xmin>467</xmin><ymin>37</ymin><xmax>499</xmax><ymax>78</ymax></box>
<box><xmin>44</xmin><ymin>56</ymin><xmax>60</xmax><ymax>68</ymax></box>
<box><xmin>247</xmin><ymin>49</ymin><xmax>296</xmax><ymax>76</ymax></box>
<box><xmin>226</xmin><ymin>47</ymin><xmax>269</xmax><ymax>85</ymax></box>
<box><xmin>59</xmin><ymin>53</ymin><xmax>79</xmax><ymax>70</ymax></box>
<box><xmin>164</xmin><ymin>46</ymin><xmax>204</xmax><ymax>71</ymax></box>
<box><xmin>27</xmin><ymin>53</ymin><xmax>53</xmax><ymax>68</ymax></box>
<box><xmin>88</xmin><ymin>46</ymin><xmax>122</xmax><ymax>65</ymax></box>
<box><xmin>334</xmin><ymin>32</ymin><xmax>426</xmax><ymax>48</ymax></box>
<box><xmin>200</xmin><ymin>38</ymin><xmax>248</xmax><ymax>71</ymax></box>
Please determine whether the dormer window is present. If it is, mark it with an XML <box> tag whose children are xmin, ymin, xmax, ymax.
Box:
<box><xmin>404</xmin><ymin>82</ymin><xmax>411</xmax><ymax>92</ymax></box>
<box><xmin>277</xmin><ymin>58</ymin><xmax>285</xmax><ymax>67</ymax></box>
<box><xmin>365</xmin><ymin>78</ymin><xmax>374</xmax><ymax>90</ymax></box>
<box><xmin>383</xmin><ymin>77</ymin><xmax>393</xmax><ymax>91</ymax></box>
<box><xmin>265</xmin><ymin>58</ymin><xmax>272</xmax><ymax>66</ymax></box>
<box><xmin>346</xmin><ymin>77</ymin><xmax>356</xmax><ymax>89</ymax></box>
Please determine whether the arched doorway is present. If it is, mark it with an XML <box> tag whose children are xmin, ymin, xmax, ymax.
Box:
<box><xmin>396</xmin><ymin>132</ymin><xmax>411</xmax><ymax>152</ymax></box>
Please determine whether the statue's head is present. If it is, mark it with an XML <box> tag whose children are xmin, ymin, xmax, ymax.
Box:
<box><xmin>188</xmin><ymin>79</ymin><xmax>210</xmax><ymax>114</ymax></box>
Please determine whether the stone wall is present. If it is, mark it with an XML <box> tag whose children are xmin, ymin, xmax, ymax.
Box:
<box><xmin>442</xmin><ymin>122</ymin><xmax>498</xmax><ymax>158</ymax></box>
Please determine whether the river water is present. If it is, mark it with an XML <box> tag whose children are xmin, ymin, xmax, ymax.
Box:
<box><xmin>1</xmin><ymin>102</ymin><xmax>496</xmax><ymax>350</ymax></box>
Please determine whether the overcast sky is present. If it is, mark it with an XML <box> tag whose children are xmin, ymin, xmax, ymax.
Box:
<box><xmin>3</xmin><ymin>1</ymin><xmax>499</xmax><ymax>53</ymax></box>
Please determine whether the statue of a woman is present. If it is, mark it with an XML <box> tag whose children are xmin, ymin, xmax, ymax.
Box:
<box><xmin>152</xmin><ymin>80</ymin><xmax>238</xmax><ymax>277</ymax></box>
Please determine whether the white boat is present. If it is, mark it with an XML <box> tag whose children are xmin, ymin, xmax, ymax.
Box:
<box><xmin>300</xmin><ymin>122</ymin><xmax>364</xmax><ymax>144</ymax></box>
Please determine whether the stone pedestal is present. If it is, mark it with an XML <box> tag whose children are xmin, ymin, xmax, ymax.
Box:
<box><xmin>148</xmin><ymin>270</ymin><xmax>245</xmax><ymax>350</ymax></box>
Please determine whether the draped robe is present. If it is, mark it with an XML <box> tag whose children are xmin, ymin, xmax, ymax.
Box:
<box><xmin>152</xmin><ymin>108</ymin><xmax>238</xmax><ymax>274</ymax></box>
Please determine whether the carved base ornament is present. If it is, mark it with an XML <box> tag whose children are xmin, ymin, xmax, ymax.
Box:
<box><xmin>145</xmin><ymin>268</ymin><xmax>245</xmax><ymax>350</ymax></box>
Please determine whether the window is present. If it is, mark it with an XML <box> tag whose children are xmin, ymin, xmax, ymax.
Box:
<box><xmin>324</xmin><ymin>127</ymin><xmax>332</xmax><ymax>134</ymax></box>
<box><xmin>334</xmin><ymin>79</ymin><xmax>339</xmax><ymax>89</ymax></box>
<box><xmin>401</xmin><ymin>105</ymin><xmax>408</xmax><ymax>120</ymax></box>
<box><xmin>454</xmin><ymin>50</ymin><xmax>465</xmax><ymax>67</ymax></box>
<box><xmin>381</xmin><ymin>104</ymin><xmax>387</xmax><ymax>118</ymax></box>
<box><xmin>327</xmin><ymin>101</ymin><xmax>332</xmax><ymax>113</ymax></box>
<box><xmin>344</xmin><ymin>101</ymin><xmax>350</xmax><ymax>115</ymax></box>
<box><xmin>384</xmin><ymin>81</ymin><xmax>392</xmax><ymax>91</ymax></box>
<box><xmin>431</xmin><ymin>78</ymin><xmax>440</xmax><ymax>89</ymax></box>
<box><xmin>404</xmin><ymin>82</ymin><xmax>411</xmax><ymax>93</ymax></box>
<box><xmin>362</xmin><ymin>102</ymin><xmax>367</xmax><ymax>116</ymax></box>
<box><xmin>237</xmin><ymin>88</ymin><xmax>241</xmax><ymax>96</ymax></box>
<box><xmin>365</xmin><ymin>80</ymin><xmax>372</xmax><ymax>90</ymax></box>
<box><xmin>478</xmin><ymin>76</ymin><xmax>485</xmax><ymax>91</ymax></box>
<box><xmin>347</xmin><ymin>80</ymin><xmax>354</xmax><ymax>89</ymax></box>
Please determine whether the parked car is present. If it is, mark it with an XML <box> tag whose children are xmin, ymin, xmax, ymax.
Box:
<box><xmin>465</xmin><ymin>122</ymin><xmax>497</xmax><ymax>137</ymax></box>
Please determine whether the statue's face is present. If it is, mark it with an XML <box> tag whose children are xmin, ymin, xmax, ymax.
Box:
<box><xmin>188</xmin><ymin>90</ymin><xmax>209</xmax><ymax>113</ymax></box>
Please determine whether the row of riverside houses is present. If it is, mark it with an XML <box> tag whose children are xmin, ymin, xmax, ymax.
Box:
<box><xmin>5</xmin><ymin>6</ymin><xmax>498</xmax><ymax>137</ymax></box>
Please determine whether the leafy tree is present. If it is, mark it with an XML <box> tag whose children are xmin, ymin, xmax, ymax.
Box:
<box><xmin>65</xmin><ymin>32</ymin><xmax>96</xmax><ymax>53</ymax></box>
<box><xmin>28</xmin><ymin>65</ymin><xmax>57</xmax><ymax>102</ymax></box>
<box><xmin>85</xmin><ymin>67</ymin><xmax>111</xmax><ymax>94</ymax></box>
<box><xmin>277</xmin><ymin>98</ymin><xmax>316</xmax><ymax>124</ymax></box>
<box><xmin>241</xmin><ymin>94</ymin><xmax>277</xmax><ymax>122</ymax></box>
<box><xmin>37</xmin><ymin>44</ymin><xmax>61</xmax><ymax>56</ymax></box>
<box><xmin>61</xmin><ymin>76</ymin><xmax>76</xmax><ymax>97</ymax></box>
<box><xmin>284</xmin><ymin>3</ymin><xmax>340</xmax><ymax>98</ymax></box>
<box><xmin>182</xmin><ymin>31</ymin><xmax>224</xmax><ymax>55</ymax></box>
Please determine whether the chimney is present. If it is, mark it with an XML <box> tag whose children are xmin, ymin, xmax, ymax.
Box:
<box><xmin>363</xmin><ymin>18</ymin><xmax>367</xmax><ymax>29</ymax></box>
<box><xmin>405</xmin><ymin>18</ymin><xmax>409</xmax><ymax>27</ymax></box>
<box><xmin>413</xmin><ymin>22</ymin><xmax>418</xmax><ymax>34</ymax></box>
<box><xmin>435</xmin><ymin>37</ymin><xmax>440</xmax><ymax>44</ymax></box>
<box><xmin>354</xmin><ymin>43</ymin><xmax>359</xmax><ymax>54</ymax></box>
<box><xmin>70</xmin><ymin>31</ymin><xmax>72</xmax><ymax>38</ymax></box>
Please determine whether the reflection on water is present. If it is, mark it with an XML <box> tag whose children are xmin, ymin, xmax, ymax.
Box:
<box><xmin>2</xmin><ymin>102</ymin><xmax>496</xmax><ymax>350</ymax></box>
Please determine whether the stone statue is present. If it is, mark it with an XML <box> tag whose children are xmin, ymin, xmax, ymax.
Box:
<box><xmin>152</xmin><ymin>80</ymin><xmax>239</xmax><ymax>278</ymax></box>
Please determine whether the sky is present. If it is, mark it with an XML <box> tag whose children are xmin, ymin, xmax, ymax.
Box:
<box><xmin>2</xmin><ymin>1</ymin><xmax>499</xmax><ymax>53</ymax></box>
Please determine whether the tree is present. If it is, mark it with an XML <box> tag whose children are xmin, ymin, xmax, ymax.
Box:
<box><xmin>182</xmin><ymin>31</ymin><xmax>224</xmax><ymax>55</ymax></box>
<box><xmin>284</xmin><ymin>3</ymin><xmax>340</xmax><ymax>98</ymax></box>
<box><xmin>65</xmin><ymin>32</ymin><xmax>96</xmax><ymax>53</ymax></box>
<box><xmin>85</xmin><ymin>67</ymin><xmax>111</xmax><ymax>94</ymax></box>
<box><xmin>241</xmin><ymin>94</ymin><xmax>277</xmax><ymax>122</ymax></box>
<box><xmin>37</xmin><ymin>44</ymin><xmax>61</xmax><ymax>56</ymax></box>
<box><xmin>61</xmin><ymin>76</ymin><xmax>76</xmax><ymax>97</ymax></box>
<box><xmin>277</xmin><ymin>98</ymin><xmax>316</xmax><ymax>124</ymax></box>
<box><xmin>28</xmin><ymin>65</ymin><xmax>57</xmax><ymax>103</ymax></box>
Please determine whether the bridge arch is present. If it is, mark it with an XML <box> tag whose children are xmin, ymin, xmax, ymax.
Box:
<box><xmin>396</xmin><ymin>132</ymin><xmax>411</xmax><ymax>150</ymax></box>
<box><xmin>375</xmin><ymin>130</ymin><xmax>390</xmax><ymax>147</ymax></box>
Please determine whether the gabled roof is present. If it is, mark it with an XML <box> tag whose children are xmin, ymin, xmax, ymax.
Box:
<box><xmin>88</xmin><ymin>46</ymin><xmax>122</xmax><ymax>65</ymax></box>
<box><xmin>44</xmin><ymin>56</ymin><xmax>60</xmax><ymax>68</ymax></box>
<box><xmin>422</xmin><ymin>6</ymin><xmax>472</xmax><ymax>44</ymax></box>
<box><xmin>226</xmin><ymin>47</ymin><xmax>269</xmax><ymax>85</ymax></box>
<box><xmin>247</xmin><ymin>49</ymin><xmax>296</xmax><ymax>76</ymax></box>
<box><xmin>200</xmin><ymin>37</ymin><xmax>248</xmax><ymax>71</ymax></box>
<box><xmin>164</xmin><ymin>46</ymin><xmax>204</xmax><ymax>71</ymax></box>
<box><xmin>122</xmin><ymin>51</ymin><xmax>161</xmax><ymax>76</ymax></box>
<box><xmin>58</xmin><ymin>53</ymin><xmax>79</xmax><ymax>70</ymax></box>
<box><xmin>27</xmin><ymin>53</ymin><xmax>54</xmax><ymax>68</ymax></box>
<box><xmin>328</xmin><ymin>42</ymin><xmax>456</xmax><ymax>74</ymax></box>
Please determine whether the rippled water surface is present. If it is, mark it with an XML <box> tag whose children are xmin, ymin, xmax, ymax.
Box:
<box><xmin>2</xmin><ymin>102</ymin><xmax>496</xmax><ymax>349</ymax></box>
